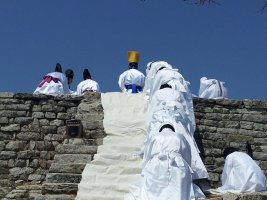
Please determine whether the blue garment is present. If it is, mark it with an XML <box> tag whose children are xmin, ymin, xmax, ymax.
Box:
<box><xmin>125</xmin><ymin>84</ymin><xmax>143</xmax><ymax>93</ymax></box>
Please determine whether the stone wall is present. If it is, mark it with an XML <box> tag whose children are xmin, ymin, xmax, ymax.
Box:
<box><xmin>0</xmin><ymin>93</ymin><xmax>267</xmax><ymax>198</ymax></box>
<box><xmin>0</xmin><ymin>92</ymin><xmax>105</xmax><ymax>198</ymax></box>
<box><xmin>194</xmin><ymin>98</ymin><xmax>267</xmax><ymax>188</ymax></box>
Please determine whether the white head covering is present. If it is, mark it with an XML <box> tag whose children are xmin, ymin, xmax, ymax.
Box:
<box><xmin>143</xmin><ymin>61</ymin><xmax>173</xmax><ymax>96</ymax></box>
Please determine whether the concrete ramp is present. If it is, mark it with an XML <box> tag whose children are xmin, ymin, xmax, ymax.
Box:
<box><xmin>76</xmin><ymin>92</ymin><xmax>148</xmax><ymax>200</ymax></box>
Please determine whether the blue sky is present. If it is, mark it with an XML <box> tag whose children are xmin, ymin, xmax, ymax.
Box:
<box><xmin>0</xmin><ymin>0</ymin><xmax>266</xmax><ymax>100</ymax></box>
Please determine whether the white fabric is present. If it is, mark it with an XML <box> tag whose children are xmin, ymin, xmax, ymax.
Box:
<box><xmin>33</xmin><ymin>72</ymin><xmax>70</xmax><ymax>95</ymax></box>
<box><xmin>118</xmin><ymin>69</ymin><xmax>145</xmax><ymax>93</ymax></box>
<box><xmin>144</xmin><ymin>125</ymin><xmax>208</xmax><ymax>180</ymax></box>
<box><xmin>130</xmin><ymin>129</ymin><xmax>205</xmax><ymax>200</ymax></box>
<box><xmin>149</xmin><ymin>69</ymin><xmax>196</xmax><ymax>135</ymax></box>
<box><xmin>198</xmin><ymin>77</ymin><xmax>228</xmax><ymax>99</ymax></box>
<box><xmin>218</xmin><ymin>152</ymin><xmax>267</xmax><ymax>193</ymax></box>
<box><xmin>76</xmin><ymin>79</ymin><xmax>100</xmax><ymax>95</ymax></box>
<box><xmin>76</xmin><ymin>93</ymin><xmax>148</xmax><ymax>200</ymax></box>
<box><xmin>143</xmin><ymin>61</ymin><xmax>173</xmax><ymax>96</ymax></box>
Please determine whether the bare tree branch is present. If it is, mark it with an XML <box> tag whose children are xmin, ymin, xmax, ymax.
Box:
<box><xmin>183</xmin><ymin>0</ymin><xmax>220</xmax><ymax>6</ymax></box>
<box><xmin>140</xmin><ymin>0</ymin><xmax>267</xmax><ymax>11</ymax></box>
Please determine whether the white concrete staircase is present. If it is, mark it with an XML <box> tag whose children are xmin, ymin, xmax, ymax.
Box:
<box><xmin>76</xmin><ymin>92</ymin><xmax>148</xmax><ymax>200</ymax></box>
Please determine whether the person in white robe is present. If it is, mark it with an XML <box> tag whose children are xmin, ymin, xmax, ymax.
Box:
<box><xmin>134</xmin><ymin>124</ymin><xmax>205</xmax><ymax>200</ymax></box>
<box><xmin>33</xmin><ymin>63</ymin><xmax>70</xmax><ymax>96</ymax></box>
<box><xmin>118</xmin><ymin>51</ymin><xmax>145</xmax><ymax>93</ymax></box>
<box><xmin>143</xmin><ymin>61</ymin><xmax>173</xmax><ymax>96</ymax></box>
<box><xmin>149</xmin><ymin>68</ymin><xmax>196</xmax><ymax>135</ymax></box>
<box><xmin>76</xmin><ymin>69</ymin><xmax>100</xmax><ymax>95</ymax></box>
<box><xmin>144</xmin><ymin>88</ymin><xmax>208</xmax><ymax>179</ymax></box>
<box><xmin>198</xmin><ymin>76</ymin><xmax>228</xmax><ymax>99</ymax></box>
<box><xmin>218</xmin><ymin>147</ymin><xmax>266</xmax><ymax>193</ymax></box>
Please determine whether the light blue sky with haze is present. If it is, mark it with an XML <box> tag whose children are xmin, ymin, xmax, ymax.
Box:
<box><xmin>0</xmin><ymin>0</ymin><xmax>266</xmax><ymax>100</ymax></box>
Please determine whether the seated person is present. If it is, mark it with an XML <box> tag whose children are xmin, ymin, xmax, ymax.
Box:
<box><xmin>118</xmin><ymin>51</ymin><xmax>145</xmax><ymax>93</ymax></box>
<box><xmin>138</xmin><ymin>123</ymin><xmax>205</xmax><ymax>200</ymax></box>
<box><xmin>218</xmin><ymin>147</ymin><xmax>266</xmax><ymax>193</ymax></box>
<box><xmin>34</xmin><ymin>63</ymin><xmax>70</xmax><ymax>96</ymax></box>
<box><xmin>198</xmin><ymin>77</ymin><xmax>228</xmax><ymax>99</ymax></box>
<box><xmin>76</xmin><ymin>69</ymin><xmax>100</xmax><ymax>95</ymax></box>
<box><xmin>65</xmin><ymin>69</ymin><xmax>76</xmax><ymax>94</ymax></box>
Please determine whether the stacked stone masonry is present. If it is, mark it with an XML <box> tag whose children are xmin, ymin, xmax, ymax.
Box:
<box><xmin>0</xmin><ymin>92</ymin><xmax>267</xmax><ymax>199</ymax></box>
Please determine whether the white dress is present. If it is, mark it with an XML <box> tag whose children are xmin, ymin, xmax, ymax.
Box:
<box><xmin>198</xmin><ymin>77</ymin><xmax>228</xmax><ymax>99</ymax></box>
<box><xmin>33</xmin><ymin>72</ymin><xmax>70</xmax><ymax>95</ymax></box>
<box><xmin>138</xmin><ymin>129</ymin><xmax>198</xmax><ymax>200</ymax></box>
<box><xmin>118</xmin><ymin>69</ymin><xmax>145</xmax><ymax>93</ymax></box>
<box><xmin>144</xmin><ymin>89</ymin><xmax>208</xmax><ymax>179</ymax></box>
<box><xmin>218</xmin><ymin>152</ymin><xmax>266</xmax><ymax>193</ymax></box>
<box><xmin>149</xmin><ymin>68</ymin><xmax>196</xmax><ymax>135</ymax></box>
<box><xmin>76</xmin><ymin>79</ymin><xmax>100</xmax><ymax>95</ymax></box>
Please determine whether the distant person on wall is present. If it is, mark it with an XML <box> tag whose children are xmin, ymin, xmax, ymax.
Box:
<box><xmin>76</xmin><ymin>68</ymin><xmax>100</xmax><ymax>95</ymax></box>
<box><xmin>198</xmin><ymin>77</ymin><xmax>228</xmax><ymax>99</ymax></box>
<box><xmin>118</xmin><ymin>51</ymin><xmax>145</xmax><ymax>93</ymax></box>
<box><xmin>217</xmin><ymin>147</ymin><xmax>266</xmax><ymax>193</ymax></box>
<box><xmin>65</xmin><ymin>69</ymin><xmax>76</xmax><ymax>94</ymax></box>
<box><xmin>33</xmin><ymin>63</ymin><xmax>70</xmax><ymax>96</ymax></box>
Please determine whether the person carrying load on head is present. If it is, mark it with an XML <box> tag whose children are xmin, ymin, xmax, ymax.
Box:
<box><xmin>118</xmin><ymin>51</ymin><xmax>145</xmax><ymax>93</ymax></box>
<box><xmin>76</xmin><ymin>68</ymin><xmax>100</xmax><ymax>95</ymax></box>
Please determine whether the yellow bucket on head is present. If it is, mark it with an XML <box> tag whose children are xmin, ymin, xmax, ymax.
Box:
<box><xmin>128</xmin><ymin>51</ymin><xmax>140</xmax><ymax>63</ymax></box>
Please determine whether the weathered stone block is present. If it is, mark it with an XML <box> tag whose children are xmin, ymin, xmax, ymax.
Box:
<box><xmin>45</xmin><ymin>112</ymin><xmax>56</xmax><ymax>119</ymax></box>
<box><xmin>32</xmin><ymin>112</ymin><xmax>45</xmax><ymax>118</ymax></box>
<box><xmin>41</xmin><ymin>126</ymin><xmax>57</xmax><ymax>134</ymax></box>
<box><xmin>0</xmin><ymin>151</ymin><xmax>16</xmax><ymax>160</ymax></box>
<box><xmin>0</xmin><ymin>117</ymin><xmax>9</xmax><ymax>124</ymax></box>
<box><xmin>13</xmin><ymin>117</ymin><xmax>33</xmax><ymax>125</ymax></box>
<box><xmin>1</xmin><ymin>124</ymin><xmax>20</xmax><ymax>132</ymax></box>
<box><xmin>242</xmin><ymin>114</ymin><xmax>267</xmax><ymax>123</ymax></box>
<box><xmin>57</xmin><ymin>112</ymin><xmax>71</xmax><ymax>120</ymax></box>
<box><xmin>16</xmin><ymin>132</ymin><xmax>42</xmax><ymax>141</ymax></box>
<box><xmin>9</xmin><ymin>167</ymin><xmax>34</xmax><ymax>178</ymax></box>
<box><xmin>40</xmin><ymin>151</ymin><xmax>55</xmax><ymax>160</ymax></box>
<box><xmin>0</xmin><ymin>141</ymin><xmax>5</xmax><ymax>151</ymax></box>
<box><xmin>17</xmin><ymin>150</ymin><xmax>39</xmax><ymax>159</ymax></box>
<box><xmin>55</xmin><ymin>144</ymin><xmax>97</xmax><ymax>154</ymax></box>
<box><xmin>253</xmin><ymin>152</ymin><xmax>267</xmax><ymax>161</ymax></box>
<box><xmin>5</xmin><ymin>141</ymin><xmax>27</xmax><ymax>151</ymax></box>
<box><xmin>42</xmin><ymin>105</ymin><xmax>53</xmax><ymax>112</ymax></box>
<box><xmin>50</xmin><ymin>119</ymin><xmax>64</xmax><ymax>126</ymax></box>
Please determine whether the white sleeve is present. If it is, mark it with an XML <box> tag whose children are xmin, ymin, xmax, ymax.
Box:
<box><xmin>76</xmin><ymin>83</ymin><xmax>82</xmax><ymax>95</ymax></box>
<box><xmin>118</xmin><ymin>72</ymin><xmax>126</xmax><ymax>92</ymax></box>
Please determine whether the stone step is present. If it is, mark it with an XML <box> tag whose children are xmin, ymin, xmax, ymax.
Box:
<box><xmin>102</xmin><ymin>135</ymin><xmax>145</xmax><ymax>146</ymax></box>
<box><xmin>94</xmin><ymin>153</ymin><xmax>141</xmax><ymax>162</ymax></box>
<box><xmin>78</xmin><ymin>182</ymin><xmax>130</xmax><ymax>195</ymax></box>
<box><xmin>79</xmin><ymin>174</ymin><xmax>141</xmax><ymax>185</ymax></box>
<box><xmin>35</xmin><ymin>194</ymin><xmax>76</xmax><ymax>200</ymax></box>
<box><xmin>3</xmin><ymin>189</ymin><xmax>27</xmax><ymax>199</ymax></box>
<box><xmin>46</xmin><ymin>173</ymin><xmax>81</xmax><ymax>184</ymax></box>
<box><xmin>92</xmin><ymin>154</ymin><xmax>141</xmax><ymax>166</ymax></box>
<box><xmin>55</xmin><ymin>145</ymin><xmax>97</xmax><ymax>154</ymax></box>
<box><xmin>81</xmin><ymin>163</ymin><xmax>141</xmax><ymax>176</ymax></box>
<box><xmin>76</xmin><ymin>192</ymin><xmax>124</xmax><ymax>200</ymax></box>
<box><xmin>49</xmin><ymin>163</ymin><xmax>86</xmax><ymax>174</ymax></box>
<box><xmin>42</xmin><ymin>183</ymin><xmax>78</xmax><ymax>195</ymax></box>
<box><xmin>97</xmin><ymin>143</ymin><xmax>142</xmax><ymax>154</ymax></box>
<box><xmin>53</xmin><ymin>154</ymin><xmax>92</xmax><ymax>164</ymax></box>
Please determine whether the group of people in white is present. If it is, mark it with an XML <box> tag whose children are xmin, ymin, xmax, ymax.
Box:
<box><xmin>127</xmin><ymin>58</ymin><xmax>209</xmax><ymax>200</ymax></box>
<box><xmin>33</xmin><ymin>51</ymin><xmax>227</xmax><ymax>99</ymax></box>
<box><xmin>33</xmin><ymin>63</ymin><xmax>100</xmax><ymax>95</ymax></box>
<box><xmin>34</xmin><ymin>51</ymin><xmax>266</xmax><ymax>199</ymax></box>
<box><xmin>121</xmin><ymin>51</ymin><xmax>266</xmax><ymax>199</ymax></box>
